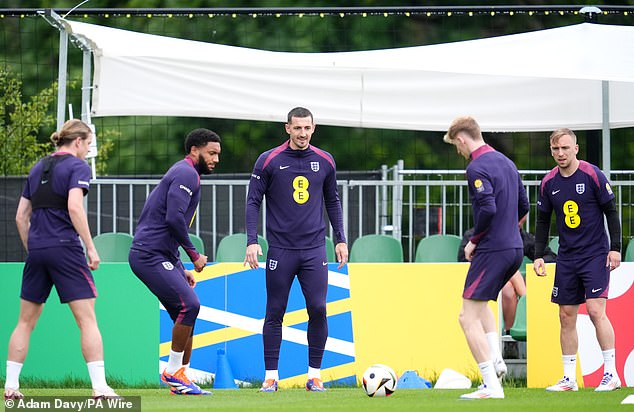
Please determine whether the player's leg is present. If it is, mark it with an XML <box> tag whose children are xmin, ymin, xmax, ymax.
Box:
<box><xmin>5</xmin><ymin>299</ymin><xmax>44</xmax><ymax>399</ymax></box>
<box><xmin>261</xmin><ymin>247</ymin><xmax>298</xmax><ymax>391</ymax></box>
<box><xmin>67</xmin><ymin>298</ymin><xmax>118</xmax><ymax>398</ymax></box>
<box><xmin>546</xmin><ymin>258</ymin><xmax>581</xmax><ymax>391</ymax></box>
<box><xmin>297</xmin><ymin>246</ymin><xmax>329</xmax><ymax>392</ymax></box>
<box><xmin>582</xmin><ymin>255</ymin><xmax>620</xmax><ymax>391</ymax></box>
<box><xmin>129</xmin><ymin>251</ymin><xmax>207</xmax><ymax>395</ymax></box>
<box><xmin>459</xmin><ymin>299</ymin><xmax>504</xmax><ymax>399</ymax></box>
<box><xmin>501</xmin><ymin>271</ymin><xmax>526</xmax><ymax>334</ymax></box>
<box><xmin>459</xmin><ymin>248</ymin><xmax>520</xmax><ymax>399</ymax></box>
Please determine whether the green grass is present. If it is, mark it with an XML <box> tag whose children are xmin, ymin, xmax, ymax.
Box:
<box><xmin>12</xmin><ymin>388</ymin><xmax>632</xmax><ymax>412</ymax></box>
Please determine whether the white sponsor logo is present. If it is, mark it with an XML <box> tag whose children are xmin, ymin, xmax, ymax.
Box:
<box><xmin>551</xmin><ymin>189</ymin><xmax>561</xmax><ymax>195</ymax></box>
<box><xmin>279</xmin><ymin>165</ymin><xmax>290</xmax><ymax>170</ymax></box>
<box><xmin>251</xmin><ymin>173</ymin><xmax>260</xmax><ymax>179</ymax></box>
<box><xmin>41</xmin><ymin>179</ymin><xmax>48</xmax><ymax>184</ymax></box>
<box><xmin>311</xmin><ymin>162</ymin><xmax>320</xmax><ymax>172</ymax></box>
<box><xmin>179</xmin><ymin>184</ymin><xmax>192</xmax><ymax>196</ymax></box>
<box><xmin>269</xmin><ymin>259</ymin><xmax>278</xmax><ymax>270</ymax></box>
<box><xmin>322</xmin><ymin>261</ymin><xmax>328</xmax><ymax>266</ymax></box>
<box><xmin>552</xmin><ymin>286</ymin><xmax>558</xmax><ymax>297</ymax></box>
<box><xmin>162</xmin><ymin>261</ymin><xmax>174</xmax><ymax>270</ymax></box>
<box><xmin>576</xmin><ymin>183</ymin><xmax>585</xmax><ymax>194</ymax></box>
<box><xmin>592</xmin><ymin>288</ymin><xmax>602</xmax><ymax>293</ymax></box>
<box><xmin>78</xmin><ymin>180</ymin><xmax>90</xmax><ymax>186</ymax></box>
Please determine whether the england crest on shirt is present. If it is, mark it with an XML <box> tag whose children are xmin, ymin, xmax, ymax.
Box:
<box><xmin>162</xmin><ymin>261</ymin><xmax>174</xmax><ymax>270</ymax></box>
<box><xmin>269</xmin><ymin>259</ymin><xmax>278</xmax><ymax>270</ymax></box>
<box><xmin>576</xmin><ymin>183</ymin><xmax>585</xmax><ymax>194</ymax></box>
<box><xmin>310</xmin><ymin>161</ymin><xmax>320</xmax><ymax>172</ymax></box>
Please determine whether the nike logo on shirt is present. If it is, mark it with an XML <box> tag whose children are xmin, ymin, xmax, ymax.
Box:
<box><xmin>279</xmin><ymin>165</ymin><xmax>290</xmax><ymax>170</ymax></box>
<box><xmin>592</xmin><ymin>288</ymin><xmax>602</xmax><ymax>293</ymax></box>
<box><xmin>552</xmin><ymin>189</ymin><xmax>561</xmax><ymax>195</ymax></box>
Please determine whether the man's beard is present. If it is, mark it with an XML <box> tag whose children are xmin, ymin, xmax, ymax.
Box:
<box><xmin>196</xmin><ymin>154</ymin><xmax>212</xmax><ymax>175</ymax></box>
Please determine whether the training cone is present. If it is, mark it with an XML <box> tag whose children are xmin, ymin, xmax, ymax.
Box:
<box><xmin>214</xmin><ymin>348</ymin><xmax>238</xmax><ymax>389</ymax></box>
<box><xmin>397</xmin><ymin>370</ymin><xmax>432</xmax><ymax>389</ymax></box>
<box><xmin>434</xmin><ymin>368</ymin><xmax>472</xmax><ymax>389</ymax></box>
<box><xmin>622</xmin><ymin>395</ymin><xmax>634</xmax><ymax>404</ymax></box>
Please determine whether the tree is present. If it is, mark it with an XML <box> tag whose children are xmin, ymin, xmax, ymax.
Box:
<box><xmin>0</xmin><ymin>69</ymin><xmax>115</xmax><ymax>176</ymax></box>
<box><xmin>0</xmin><ymin>69</ymin><xmax>56</xmax><ymax>175</ymax></box>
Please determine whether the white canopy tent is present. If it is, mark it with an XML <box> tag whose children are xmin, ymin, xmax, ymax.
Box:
<box><xmin>50</xmin><ymin>13</ymin><xmax>634</xmax><ymax>172</ymax></box>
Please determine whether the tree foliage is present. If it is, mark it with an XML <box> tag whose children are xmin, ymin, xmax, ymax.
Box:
<box><xmin>0</xmin><ymin>70</ymin><xmax>56</xmax><ymax>175</ymax></box>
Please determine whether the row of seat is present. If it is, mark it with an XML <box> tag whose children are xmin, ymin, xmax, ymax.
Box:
<box><xmin>92</xmin><ymin>232</ymin><xmax>634</xmax><ymax>264</ymax></box>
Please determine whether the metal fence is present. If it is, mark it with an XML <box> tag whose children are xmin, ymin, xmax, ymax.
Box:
<box><xmin>57</xmin><ymin>170</ymin><xmax>634</xmax><ymax>261</ymax></box>
<box><xmin>2</xmin><ymin>166</ymin><xmax>632</xmax><ymax>263</ymax></box>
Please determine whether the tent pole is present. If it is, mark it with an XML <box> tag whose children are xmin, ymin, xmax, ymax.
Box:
<box><xmin>56</xmin><ymin>28</ymin><xmax>69</xmax><ymax>130</ymax></box>
<box><xmin>601</xmin><ymin>80</ymin><xmax>611</xmax><ymax>178</ymax></box>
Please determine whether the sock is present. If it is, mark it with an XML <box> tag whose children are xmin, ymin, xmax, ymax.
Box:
<box><xmin>486</xmin><ymin>332</ymin><xmax>502</xmax><ymax>362</ymax></box>
<box><xmin>166</xmin><ymin>350</ymin><xmax>184</xmax><ymax>374</ymax></box>
<box><xmin>307</xmin><ymin>367</ymin><xmax>321</xmax><ymax>380</ymax></box>
<box><xmin>478</xmin><ymin>361</ymin><xmax>502</xmax><ymax>391</ymax></box>
<box><xmin>562</xmin><ymin>354</ymin><xmax>577</xmax><ymax>381</ymax></box>
<box><xmin>602</xmin><ymin>349</ymin><xmax>617</xmax><ymax>376</ymax></box>
<box><xmin>265</xmin><ymin>370</ymin><xmax>279</xmax><ymax>381</ymax></box>
<box><xmin>86</xmin><ymin>360</ymin><xmax>108</xmax><ymax>390</ymax></box>
<box><xmin>5</xmin><ymin>361</ymin><xmax>23</xmax><ymax>390</ymax></box>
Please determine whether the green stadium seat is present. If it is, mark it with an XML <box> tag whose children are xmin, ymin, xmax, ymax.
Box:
<box><xmin>93</xmin><ymin>232</ymin><xmax>133</xmax><ymax>262</ymax></box>
<box><xmin>548</xmin><ymin>236</ymin><xmax>559</xmax><ymax>255</ymax></box>
<box><xmin>509</xmin><ymin>294</ymin><xmax>527</xmax><ymax>342</ymax></box>
<box><xmin>179</xmin><ymin>233</ymin><xmax>205</xmax><ymax>263</ymax></box>
<box><xmin>414</xmin><ymin>234</ymin><xmax>462</xmax><ymax>262</ymax></box>
<box><xmin>216</xmin><ymin>233</ymin><xmax>268</xmax><ymax>263</ymax></box>
<box><xmin>625</xmin><ymin>240</ymin><xmax>634</xmax><ymax>262</ymax></box>
<box><xmin>349</xmin><ymin>234</ymin><xmax>403</xmax><ymax>263</ymax></box>
<box><xmin>325</xmin><ymin>236</ymin><xmax>336</xmax><ymax>262</ymax></box>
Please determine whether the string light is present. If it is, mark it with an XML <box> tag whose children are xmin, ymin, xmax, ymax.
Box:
<box><xmin>469</xmin><ymin>11</ymin><xmax>473</xmax><ymax>17</ymax></box>
<box><xmin>252</xmin><ymin>13</ymin><xmax>257</xmax><ymax>18</ymax></box>
<box><xmin>490</xmin><ymin>11</ymin><xmax>495</xmax><ymax>16</ymax></box>
<box><xmin>509</xmin><ymin>11</ymin><xmax>514</xmax><ymax>16</ymax></box>
<box><xmin>208</xmin><ymin>13</ymin><xmax>214</xmax><ymax>18</ymax></box>
<box><xmin>405</xmin><ymin>12</ymin><xmax>410</xmax><ymax>17</ymax></box>
<box><xmin>298</xmin><ymin>13</ymin><xmax>304</xmax><ymax>18</ymax></box>
<box><xmin>544</xmin><ymin>11</ymin><xmax>549</xmax><ymax>16</ymax></box>
<box><xmin>447</xmin><ymin>12</ymin><xmax>452</xmax><ymax>17</ymax></box>
<box><xmin>362</xmin><ymin>12</ymin><xmax>367</xmax><ymax>17</ymax></box>
<box><xmin>146</xmin><ymin>13</ymin><xmax>152</xmax><ymax>18</ymax></box>
<box><xmin>383</xmin><ymin>12</ymin><xmax>388</xmax><ymax>17</ymax></box>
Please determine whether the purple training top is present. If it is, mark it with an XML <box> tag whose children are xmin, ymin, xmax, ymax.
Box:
<box><xmin>537</xmin><ymin>160</ymin><xmax>614</xmax><ymax>259</ymax></box>
<box><xmin>22</xmin><ymin>152</ymin><xmax>91</xmax><ymax>250</ymax></box>
<box><xmin>466</xmin><ymin>144</ymin><xmax>528</xmax><ymax>251</ymax></box>
<box><xmin>246</xmin><ymin>141</ymin><xmax>346</xmax><ymax>249</ymax></box>
<box><xmin>132</xmin><ymin>157</ymin><xmax>201</xmax><ymax>262</ymax></box>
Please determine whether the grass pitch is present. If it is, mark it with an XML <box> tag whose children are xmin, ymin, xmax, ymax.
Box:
<box><xmin>17</xmin><ymin>387</ymin><xmax>632</xmax><ymax>412</ymax></box>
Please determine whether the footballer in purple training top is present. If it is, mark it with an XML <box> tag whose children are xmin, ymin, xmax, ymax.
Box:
<box><xmin>245</xmin><ymin>107</ymin><xmax>348</xmax><ymax>393</ymax></box>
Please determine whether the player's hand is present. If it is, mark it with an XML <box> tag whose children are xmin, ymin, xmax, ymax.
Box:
<box><xmin>606</xmin><ymin>251</ymin><xmax>621</xmax><ymax>271</ymax></box>
<box><xmin>193</xmin><ymin>254</ymin><xmax>208</xmax><ymax>272</ymax></box>
<box><xmin>533</xmin><ymin>258</ymin><xmax>547</xmax><ymax>277</ymax></box>
<box><xmin>244</xmin><ymin>244</ymin><xmax>263</xmax><ymax>269</ymax></box>
<box><xmin>86</xmin><ymin>247</ymin><xmax>101</xmax><ymax>271</ymax></box>
<box><xmin>185</xmin><ymin>269</ymin><xmax>197</xmax><ymax>288</ymax></box>
<box><xmin>335</xmin><ymin>242</ymin><xmax>348</xmax><ymax>269</ymax></box>
<box><xmin>464</xmin><ymin>241</ymin><xmax>476</xmax><ymax>262</ymax></box>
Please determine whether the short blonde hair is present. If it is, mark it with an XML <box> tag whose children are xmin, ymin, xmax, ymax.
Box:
<box><xmin>549</xmin><ymin>128</ymin><xmax>577</xmax><ymax>146</ymax></box>
<box><xmin>443</xmin><ymin>116</ymin><xmax>482</xmax><ymax>144</ymax></box>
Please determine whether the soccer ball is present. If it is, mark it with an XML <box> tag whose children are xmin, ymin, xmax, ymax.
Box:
<box><xmin>362</xmin><ymin>364</ymin><xmax>397</xmax><ymax>397</ymax></box>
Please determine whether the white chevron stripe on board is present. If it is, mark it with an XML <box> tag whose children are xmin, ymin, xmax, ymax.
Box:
<box><xmin>160</xmin><ymin>303</ymin><xmax>355</xmax><ymax>357</ymax></box>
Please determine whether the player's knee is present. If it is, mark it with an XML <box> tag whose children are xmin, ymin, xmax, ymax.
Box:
<box><xmin>306</xmin><ymin>302</ymin><xmax>327</xmax><ymax>319</ymax></box>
